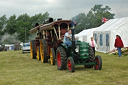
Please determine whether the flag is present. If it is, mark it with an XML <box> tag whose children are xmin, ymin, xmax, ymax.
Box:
<box><xmin>102</xmin><ymin>17</ymin><xmax>108</xmax><ymax>23</ymax></box>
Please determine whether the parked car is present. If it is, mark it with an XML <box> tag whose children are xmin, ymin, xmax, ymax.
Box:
<box><xmin>22</xmin><ymin>42</ymin><xmax>30</xmax><ymax>53</ymax></box>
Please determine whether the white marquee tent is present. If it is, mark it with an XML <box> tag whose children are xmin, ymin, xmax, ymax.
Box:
<box><xmin>93</xmin><ymin>17</ymin><xmax>128</xmax><ymax>53</ymax></box>
<box><xmin>75</xmin><ymin>27</ymin><xmax>98</xmax><ymax>43</ymax></box>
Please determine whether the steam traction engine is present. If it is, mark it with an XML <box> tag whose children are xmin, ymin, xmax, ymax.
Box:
<box><xmin>30</xmin><ymin>18</ymin><xmax>102</xmax><ymax>72</ymax></box>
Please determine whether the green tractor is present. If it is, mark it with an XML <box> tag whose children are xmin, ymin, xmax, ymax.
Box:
<box><xmin>56</xmin><ymin>23</ymin><xmax>102</xmax><ymax>72</ymax></box>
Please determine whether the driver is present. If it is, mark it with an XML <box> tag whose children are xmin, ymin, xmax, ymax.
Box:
<box><xmin>63</xmin><ymin>29</ymin><xmax>72</xmax><ymax>47</ymax></box>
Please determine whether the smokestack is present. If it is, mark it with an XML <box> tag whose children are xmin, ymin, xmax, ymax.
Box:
<box><xmin>35</xmin><ymin>23</ymin><xmax>39</xmax><ymax>27</ymax></box>
<box><xmin>43</xmin><ymin>18</ymin><xmax>53</xmax><ymax>24</ymax></box>
<box><xmin>57</xmin><ymin>18</ymin><xmax>62</xmax><ymax>21</ymax></box>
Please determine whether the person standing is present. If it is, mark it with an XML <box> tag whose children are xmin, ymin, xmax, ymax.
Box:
<box><xmin>89</xmin><ymin>37</ymin><xmax>98</xmax><ymax>55</ymax></box>
<box><xmin>114</xmin><ymin>35</ymin><xmax>124</xmax><ymax>57</ymax></box>
<box><xmin>63</xmin><ymin>29</ymin><xmax>72</xmax><ymax>47</ymax></box>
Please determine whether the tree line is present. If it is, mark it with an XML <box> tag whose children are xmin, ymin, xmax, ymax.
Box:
<box><xmin>0</xmin><ymin>4</ymin><xmax>115</xmax><ymax>44</ymax></box>
<box><xmin>0</xmin><ymin>12</ymin><xmax>50</xmax><ymax>44</ymax></box>
<box><xmin>72</xmin><ymin>4</ymin><xmax>115</xmax><ymax>33</ymax></box>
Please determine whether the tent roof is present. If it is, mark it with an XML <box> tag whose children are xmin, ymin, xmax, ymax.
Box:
<box><xmin>75</xmin><ymin>27</ymin><xmax>98</xmax><ymax>37</ymax></box>
<box><xmin>94</xmin><ymin>17</ymin><xmax>128</xmax><ymax>32</ymax></box>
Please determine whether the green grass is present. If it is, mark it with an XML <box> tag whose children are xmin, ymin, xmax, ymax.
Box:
<box><xmin>0</xmin><ymin>51</ymin><xmax>128</xmax><ymax>85</ymax></box>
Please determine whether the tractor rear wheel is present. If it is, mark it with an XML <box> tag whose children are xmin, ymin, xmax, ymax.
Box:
<box><xmin>94</xmin><ymin>55</ymin><xmax>102</xmax><ymax>70</ymax></box>
<box><xmin>56</xmin><ymin>46</ymin><xmax>67</xmax><ymax>70</ymax></box>
<box><xmin>50</xmin><ymin>48</ymin><xmax>55</xmax><ymax>65</ymax></box>
<box><xmin>36</xmin><ymin>46</ymin><xmax>41</xmax><ymax>60</ymax></box>
<box><xmin>30</xmin><ymin>40</ymin><xmax>36</xmax><ymax>59</ymax></box>
<box><xmin>40</xmin><ymin>39</ymin><xmax>48</xmax><ymax>63</ymax></box>
<box><xmin>84</xmin><ymin>46</ymin><xmax>94</xmax><ymax>68</ymax></box>
<box><xmin>88</xmin><ymin>46</ymin><xmax>95</xmax><ymax>61</ymax></box>
<box><xmin>67</xmin><ymin>57</ymin><xmax>75</xmax><ymax>72</ymax></box>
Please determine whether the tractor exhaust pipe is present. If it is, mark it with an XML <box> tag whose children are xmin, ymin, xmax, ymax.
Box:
<box><xmin>71</xmin><ymin>22</ymin><xmax>76</xmax><ymax>54</ymax></box>
<box><xmin>71</xmin><ymin>28</ymin><xmax>75</xmax><ymax>54</ymax></box>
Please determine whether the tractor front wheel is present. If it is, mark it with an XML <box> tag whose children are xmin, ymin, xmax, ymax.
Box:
<box><xmin>67</xmin><ymin>57</ymin><xmax>75</xmax><ymax>72</ymax></box>
<box><xmin>94</xmin><ymin>55</ymin><xmax>102</xmax><ymax>70</ymax></box>
<box><xmin>56</xmin><ymin>46</ymin><xmax>67</xmax><ymax>70</ymax></box>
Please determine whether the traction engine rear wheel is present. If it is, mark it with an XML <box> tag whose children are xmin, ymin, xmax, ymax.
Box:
<box><xmin>30</xmin><ymin>40</ymin><xmax>36</xmax><ymax>59</ymax></box>
<box><xmin>36</xmin><ymin>46</ymin><xmax>41</xmax><ymax>60</ymax></box>
<box><xmin>67</xmin><ymin>57</ymin><xmax>75</xmax><ymax>72</ymax></box>
<box><xmin>94</xmin><ymin>55</ymin><xmax>102</xmax><ymax>70</ymax></box>
<box><xmin>56</xmin><ymin>46</ymin><xmax>67</xmax><ymax>70</ymax></box>
<box><xmin>40</xmin><ymin>39</ymin><xmax>48</xmax><ymax>63</ymax></box>
<box><xmin>50</xmin><ymin>48</ymin><xmax>55</xmax><ymax>65</ymax></box>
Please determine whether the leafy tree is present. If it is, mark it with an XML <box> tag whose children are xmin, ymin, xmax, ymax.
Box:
<box><xmin>0</xmin><ymin>15</ymin><xmax>7</xmax><ymax>31</ymax></box>
<box><xmin>30</xmin><ymin>12</ymin><xmax>50</xmax><ymax>27</ymax></box>
<box><xmin>3</xmin><ymin>12</ymin><xmax>50</xmax><ymax>42</ymax></box>
<box><xmin>15</xmin><ymin>12</ymin><xmax>50</xmax><ymax>42</ymax></box>
<box><xmin>72</xmin><ymin>13</ymin><xmax>87</xmax><ymax>33</ymax></box>
<box><xmin>16</xmin><ymin>14</ymin><xmax>31</xmax><ymax>42</ymax></box>
<box><xmin>90</xmin><ymin>4</ymin><xmax>115</xmax><ymax>27</ymax></box>
<box><xmin>0</xmin><ymin>15</ymin><xmax>7</xmax><ymax>43</ymax></box>
<box><xmin>5</xmin><ymin>14</ymin><xmax>17</xmax><ymax>34</ymax></box>
<box><xmin>72</xmin><ymin>4</ymin><xmax>115</xmax><ymax>33</ymax></box>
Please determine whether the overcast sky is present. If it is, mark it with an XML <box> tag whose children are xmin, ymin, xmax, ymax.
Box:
<box><xmin>0</xmin><ymin>0</ymin><xmax>128</xmax><ymax>20</ymax></box>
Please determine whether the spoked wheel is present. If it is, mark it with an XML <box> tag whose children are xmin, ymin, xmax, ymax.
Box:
<box><xmin>50</xmin><ymin>48</ymin><xmax>55</xmax><ymax>65</ymax></box>
<box><xmin>94</xmin><ymin>55</ymin><xmax>102</xmax><ymax>70</ymax></box>
<box><xmin>30</xmin><ymin>40</ymin><xmax>36</xmax><ymax>59</ymax></box>
<box><xmin>40</xmin><ymin>39</ymin><xmax>48</xmax><ymax>63</ymax></box>
<box><xmin>56</xmin><ymin>46</ymin><xmax>67</xmax><ymax>70</ymax></box>
<box><xmin>36</xmin><ymin>46</ymin><xmax>41</xmax><ymax>60</ymax></box>
<box><xmin>67</xmin><ymin>57</ymin><xmax>75</xmax><ymax>72</ymax></box>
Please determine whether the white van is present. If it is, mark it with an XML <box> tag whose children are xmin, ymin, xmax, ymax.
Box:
<box><xmin>22</xmin><ymin>42</ymin><xmax>30</xmax><ymax>53</ymax></box>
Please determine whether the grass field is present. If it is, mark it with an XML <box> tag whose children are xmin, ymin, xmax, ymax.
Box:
<box><xmin>0</xmin><ymin>50</ymin><xmax>128</xmax><ymax>85</ymax></box>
